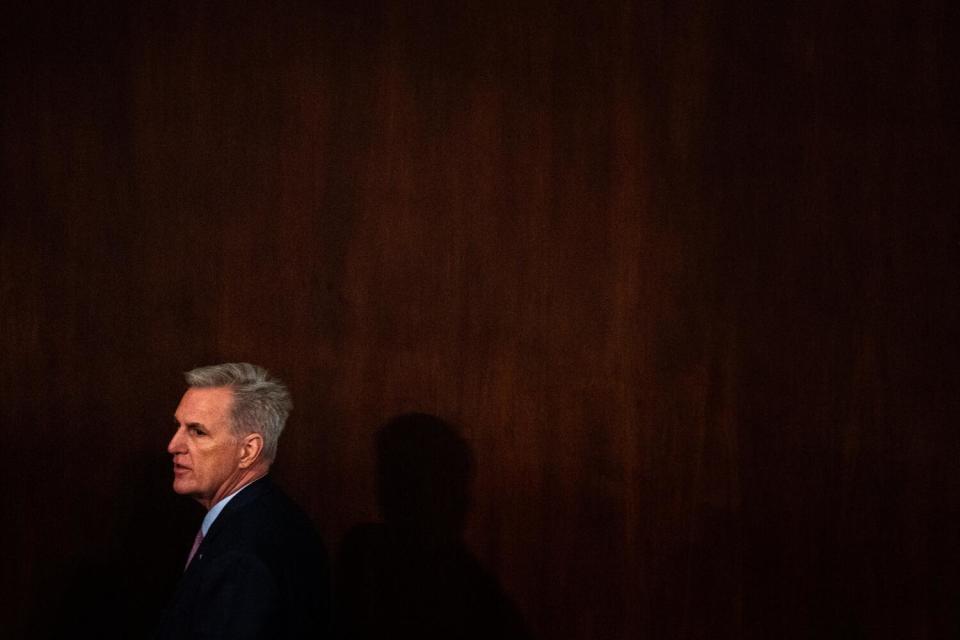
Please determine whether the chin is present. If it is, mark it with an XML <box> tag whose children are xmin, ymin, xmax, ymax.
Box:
<box><xmin>172</xmin><ymin>479</ymin><xmax>194</xmax><ymax>496</ymax></box>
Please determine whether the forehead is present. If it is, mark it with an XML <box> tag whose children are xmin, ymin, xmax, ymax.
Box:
<box><xmin>175</xmin><ymin>386</ymin><xmax>234</xmax><ymax>424</ymax></box>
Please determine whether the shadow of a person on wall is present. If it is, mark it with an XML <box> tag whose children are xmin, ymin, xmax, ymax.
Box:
<box><xmin>335</xmin><ymin>412</ymin><xmax>531</xmax><ymax>640</ymax></box>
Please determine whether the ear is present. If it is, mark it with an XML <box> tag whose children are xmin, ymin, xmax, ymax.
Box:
<box><xmin>237</xmin><ymin>432</ymin><xmax>264</xmax><ymax>469</ymax></box>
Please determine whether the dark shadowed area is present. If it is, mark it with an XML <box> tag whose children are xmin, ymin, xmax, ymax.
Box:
<box><xmin>337</xmin><ymin>413</ymin><xmax>531</xmax><ymax>639</ymax></box>
<box><xmin>1</xmin><ymin>1</ymin><xmax>957</xmax><ymax>638</ymax></box>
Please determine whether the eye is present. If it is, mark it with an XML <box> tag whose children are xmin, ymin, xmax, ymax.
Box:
<box><xmin>189</xmin><ymin>425</ymin><xmax>207</xmax><ymax>436</ymax></box>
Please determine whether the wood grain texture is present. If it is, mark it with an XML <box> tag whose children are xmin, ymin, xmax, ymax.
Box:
<box><xmin>1</xmin><ymin>1</ymin><xmax>956</xmax><ymax>638</ymax></box>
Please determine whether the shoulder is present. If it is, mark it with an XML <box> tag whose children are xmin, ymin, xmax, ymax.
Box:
<box><xmin>194</xmin><ymin>479</ymin><xmax>329</xmax><ymax>602</ymax></box>
<box><xmin>205</xmin><ymin>479</ymin><xmax>327</xmax><ymax>564</ymax></box>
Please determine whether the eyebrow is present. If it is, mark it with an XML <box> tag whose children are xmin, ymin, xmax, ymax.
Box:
<box><xmin>173</xmin><ymin>417</ymin><xmax>207</xmax><ymax>430</ymax></box>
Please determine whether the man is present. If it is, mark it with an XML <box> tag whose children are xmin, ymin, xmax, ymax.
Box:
<box><xmin>155</xmin><ymin>362</ymin><xmax>330</xmax><ymax>639</ymax></box>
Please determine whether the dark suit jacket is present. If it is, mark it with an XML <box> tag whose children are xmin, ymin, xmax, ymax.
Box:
<box><xmin>155</xmin><ymin>477</ymin><xmax>330</xmax><ymax>639</ymax></box>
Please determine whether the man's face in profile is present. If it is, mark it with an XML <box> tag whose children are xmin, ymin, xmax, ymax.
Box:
<box><xmin>168</xmin><ymin>386</ymin><xmax>243</xmax><ymax>508</ymax></box>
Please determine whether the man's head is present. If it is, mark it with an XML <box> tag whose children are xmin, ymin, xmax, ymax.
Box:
<box><xmin>167</xmin><ymin>363</ymin><xmax>292</xmax><ymax>508</ymax></box>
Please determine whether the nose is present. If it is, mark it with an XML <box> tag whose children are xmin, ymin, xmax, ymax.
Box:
<box><xmin>168</xmin><ymin>426</ymin><xmax>186</xmax><ymax>456</ymax></box>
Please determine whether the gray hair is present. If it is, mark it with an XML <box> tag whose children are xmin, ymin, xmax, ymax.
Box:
<box><xmin>184</xmin><ymin>362</ymin><xmax>292</xmax><ymax>462</ymax></box>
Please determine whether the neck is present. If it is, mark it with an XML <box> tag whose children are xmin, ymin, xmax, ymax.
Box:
<box><xmin>199</xmin><ymin>465</ymin><xmax>268</xmax><ymax>510</ymax></box>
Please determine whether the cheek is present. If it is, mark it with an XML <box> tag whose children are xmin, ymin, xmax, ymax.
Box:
<box><xmin>206</xmin><ymin>448</ymin><xmax>236</xmax><ymax>475</ymax></box>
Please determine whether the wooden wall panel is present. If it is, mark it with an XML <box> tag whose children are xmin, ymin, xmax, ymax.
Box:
<box><xmin>1</xmin><ymin>1</ymin><xmax>956</xmax><ymax>638</ymax></box>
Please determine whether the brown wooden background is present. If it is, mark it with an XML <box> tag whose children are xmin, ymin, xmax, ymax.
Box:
<box><xmin>1</xmin><ymin>1</ymin><xmax>957</xmax><ymax>638</ymax></box>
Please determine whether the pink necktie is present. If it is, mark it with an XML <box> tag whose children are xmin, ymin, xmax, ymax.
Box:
<box><xmin>184</xmin><ymin>529</ymin><xmax>204</xmax><ymax>570</ymax></box>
